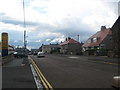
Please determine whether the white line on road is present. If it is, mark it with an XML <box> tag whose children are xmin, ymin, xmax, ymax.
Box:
<box><xmin>68</xmin><ymin>56</ymin><xmax>79</xmax><ymax>59</ymax></box>
<box><xmin>30</xmin><ymin>64</ymin><xmax>44</xmax><ymax>90</ymax></box>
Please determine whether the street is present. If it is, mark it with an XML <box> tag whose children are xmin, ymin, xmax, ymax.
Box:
<box><xmin>31</xmin><ymin>54</ymin><xmax>118</xmax><ymax>88</ymax></box>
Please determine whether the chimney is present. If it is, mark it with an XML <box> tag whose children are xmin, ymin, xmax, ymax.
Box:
<box><xmin>66</xmin><ymin>38</ymin><xmax>68</xmax><ymax>41</ymax></box>
<box><xmin>101</xmin><ymin>26</ymin><xmax>106</xmax><ymax>31</ymax></box>
<box><xmin>68</xmin><ymin>37</ymin><xmax>71</xmax><ymax>40</ymax></box>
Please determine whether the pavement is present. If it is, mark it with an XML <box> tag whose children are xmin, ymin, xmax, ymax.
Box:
<box><xmin>0</xmin><ymin>56</ymin><xmax>2</xmax><ymax>90</ymax></box>
<box><xmin>2</xmin><ymin>57</ymin><xmax>37</xmax><ymax>89</ymax></box>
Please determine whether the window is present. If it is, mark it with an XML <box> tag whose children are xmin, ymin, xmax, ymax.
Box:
<box><xmin>93</xmin><ymin>38</ymin><xmax>97</xmax><ymax>42</ymax></box>
<box><xmin>88</xmin><ymin>38</ymin><xmax>92</xmax><ymax>43</ymax></box>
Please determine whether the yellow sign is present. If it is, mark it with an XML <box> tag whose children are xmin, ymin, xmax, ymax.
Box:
<box><xmin>2</xmin><ymin>32</ymin><xmax>8</xmax><ymax>50</ymax></box>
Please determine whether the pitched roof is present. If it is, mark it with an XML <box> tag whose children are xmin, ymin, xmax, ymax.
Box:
<box><xmin>60</xmin><ymin>39</ymin><xmax>80</xmax><ymax>45</ymax></box>
<box><xmin>82</xmin><ymin>29</ymin><xmax>112</xmax><ymax>47</ymax></box>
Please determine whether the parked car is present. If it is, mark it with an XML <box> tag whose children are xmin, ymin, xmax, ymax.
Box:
<box><xmin>112</xmin><ymin>76</ymin><xmax>120</xmax><ymax>88</ymax></box>
<box><xmin>14</xmin><ymin>52</ymin><xmax>28</xmax><ymax>58</ymax></box>
<box><xmin>37</xmin><ymin>52</ymin><xmax>45</xmax><ymax>57</ymax></box>
<box><xmin>33</xmin><ymin>52</ymin><xmax>37</xmax><ymax>55</ymax></box>
<box><xmin>28</xmin><ymin>52</ymin><xmax>32</xmax><ymax>55</ymax></box>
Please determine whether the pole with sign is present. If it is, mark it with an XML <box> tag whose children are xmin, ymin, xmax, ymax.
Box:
<box><xmin>2</xmin><ymin>32</ymin><xmax>8</xmax><ymax>57</ymax></box>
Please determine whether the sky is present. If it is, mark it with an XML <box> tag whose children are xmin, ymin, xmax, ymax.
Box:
<box><xmin>0</xmin><ymin>0</ymin><xmax>119</xmax><ymax>49</ymax></box>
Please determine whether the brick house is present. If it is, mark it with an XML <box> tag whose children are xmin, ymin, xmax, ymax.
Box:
<box><xmin>40</xmin><ymin>44</ymin><xmax>60</xmax><ymax>54</ymax></box>
<box><xmin>111</xmin><ymin>16</ymin><xmax>120</xmax><ymax>58</ymax></box>
<box><xmin>82</xmin><ymin>26</ymin><xmax>113</xmax><ymax>56</ymax></box>
<box><xmin>60</xmin><ymin>37</ymin><xmax>82</xmax><ymax>55</ymax></box>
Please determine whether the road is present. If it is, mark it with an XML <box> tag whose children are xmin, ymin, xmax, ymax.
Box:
<box><xmin>31</xmin><ymin>54</ymin><xmax>118</xmax><ymax>88</ymax></box>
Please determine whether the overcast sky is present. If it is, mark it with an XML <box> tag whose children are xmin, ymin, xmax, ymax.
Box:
<box><xmin>0</xmin><ymin>0</ymin><xmax>119</xmax><ymax>49</ymax></box>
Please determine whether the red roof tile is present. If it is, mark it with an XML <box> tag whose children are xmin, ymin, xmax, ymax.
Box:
<box><xmin>60</xmin><ymin>39</ymin><xmax>80</xmax><ymax>45</ymax></box>
<box><xmin>82</xmin><ymin>29</ymin><xmax>112</xmax><ymax>47</ymax></box>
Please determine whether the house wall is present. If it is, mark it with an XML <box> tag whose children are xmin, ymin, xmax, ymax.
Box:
<box><xmin>100</xmin><ymin>34</ymin><xmax>113</xmax><ymax>50</ymax></box>
<box><xmin>60</xmin><ymin>44</ymin><xmax>82</xmax><ymax>55</ymax></box>
<box><xmin>42</xmin><ymin>45</ymin><xmax>60</xmax><ymax>54</ymax></box>
<box><xmin>112</xmin><ymin>17</ymin><xmax>120</xmax><ymax>57</ymax></box>
<box><xmin>60</xmin><ymin>44</ymin><xmax>69</xmax><ymax>54</ymax></box>
<box><xmin>42</xmin><ymin>46</ymin><xmax>51</xmax><ymax>53</ymax></box>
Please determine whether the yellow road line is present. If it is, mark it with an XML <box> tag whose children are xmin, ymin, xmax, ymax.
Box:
<box><xmin>29</xmin><ymin>56</ymin><xmax>54</xmax><ymax>90</ymax></box>
<box><xmin>31</xmin><ymin>60</ymin><xmax>49</xmax><ymax>90</ymax></box>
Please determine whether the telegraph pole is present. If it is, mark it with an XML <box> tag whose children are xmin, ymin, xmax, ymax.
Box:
<box><xmin>23</xmin><ymin>0</ymin><xmax>26</xmax><ymax>52</ymax></box>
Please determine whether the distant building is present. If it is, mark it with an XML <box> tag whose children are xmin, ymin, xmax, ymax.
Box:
<box><xmin>31</xmin><ymin>49</ymin><xmax>39</xmax><ymax>54</ymax></box>
<box><xmin>40</xmin><ymin>44</ymin><xmax>60</xmax><ymax>54</ymax></box>
<box><xmin>8</xmin><ymin>45</ymin><xmax>15</xmax><ymax>54</ymax></box>
<box><xmin>60</xmin><ymin>37</ymin><xmax>82</xmax><ymax>55</ymax></box>
<box><xmin>111</xmin><ymin>16</ymin><xmax>120</xmax><ymax>58</ymax></box>
<box><xmin>82</xmin><ymin>26</ymin><xmax>113</xmax><ymax>56</ymax></box>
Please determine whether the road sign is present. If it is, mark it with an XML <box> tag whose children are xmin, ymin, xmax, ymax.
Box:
<box><xmin>2</xmin><ymin>32</ymin><xmax>8</xmax><ymax>57</ymax></box>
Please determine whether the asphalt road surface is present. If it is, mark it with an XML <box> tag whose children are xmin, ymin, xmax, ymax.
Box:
<box><xmin>31</xmin><ymin>54</ymin><xmax>118</xmax><ymax>88</ymax></box>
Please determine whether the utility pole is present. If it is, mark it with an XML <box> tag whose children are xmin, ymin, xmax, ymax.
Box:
<box><xmin>23</xmin><ymin>0</ymin><xmax>27</xmax><ymax>52</ymax></box>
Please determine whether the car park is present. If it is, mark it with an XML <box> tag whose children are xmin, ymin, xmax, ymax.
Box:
<box><xmin>37</xmin><ymin>52</ymin><xmax>45</xmax><ymax>57</ymax></box>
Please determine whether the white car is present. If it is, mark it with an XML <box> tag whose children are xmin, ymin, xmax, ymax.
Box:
<box><xmin>37</xmin><ymin>52</ymin><xmax>45</xmax><ymax>57</ymax></box>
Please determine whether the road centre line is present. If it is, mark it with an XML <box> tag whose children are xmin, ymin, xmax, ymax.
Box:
<box><xmin>32</xmin><ymin>60</ymin><xmax>49</xmax><ymax>90</ymax></box>
<box><xmin>29</xmin><ymin>56</ymin><xmax>54</xmax><ymax>90</ymax></box>
<box><xmin>32</xmin><ymin>60</ymin><xmax>53</xmax><ymax>89</ymax></box>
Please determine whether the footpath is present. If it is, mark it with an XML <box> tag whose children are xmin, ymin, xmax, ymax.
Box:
<box><xmin>0</xmin><ymin>56</ymin><xmax>2</xmax><ymax>90</ymax></box>
<box><xmin>2</xmin><ymin>57</ymin><xmax>37</xmax><ymax>89</ymax></box>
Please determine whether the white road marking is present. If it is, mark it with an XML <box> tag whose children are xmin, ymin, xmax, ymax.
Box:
<box><xmin>68</xmin><ymin>56</ymin><xmax>79</xmax><ymax>59</ymax></box>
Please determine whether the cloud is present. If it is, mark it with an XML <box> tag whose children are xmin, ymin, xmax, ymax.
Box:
<box><xmin>46</xmin><ymin>39</ymin><xmax>51</xmax><ymax>42</ymax></box>
<box><xmin>35</xmin><ymin>40</ymin><xmax>41</xmax><ymax>42</ymax></box>
<box><xmin>0</xmin><ymin>0</ymin><xmax>119</xmax><ymax>49</ymax></box>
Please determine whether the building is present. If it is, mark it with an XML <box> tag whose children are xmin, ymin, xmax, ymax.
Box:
<box><xmin>8</xmin><ymin>45</ymin><xmax>15</xmax><ymax>54</ymax></box>
<box><xmin>111</xmin><ymin>16</ymin><xmax>120</xmax><ymax>58</ymax></box>
<box><xmin>31</xmin><ymin>49</ymin><xmax>39</xmax><ymax>54</ymax></box>
<box><xmin>82</xmin><ymin>26</ymin><xmax>113</xmax><ymax>56</ymax></box>
<box><xmin>40</xmin><ymin>44</ymin><xmax>60</xmax><ymax>54</ymax></box>
<box><xmin>60</xmin><ymin>37</ymin><xmax>82</xmax><ymax>55</ymax></box>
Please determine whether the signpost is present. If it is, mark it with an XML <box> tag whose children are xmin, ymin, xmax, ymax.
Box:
<box><xmin>2</xmin><ymin>32</ymin><xmax>8</xmax><ymax>57</ymax></box>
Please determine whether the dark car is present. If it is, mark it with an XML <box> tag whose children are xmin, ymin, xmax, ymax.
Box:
<box><xmin>14</xmin><ymin>52</ymin><xmax>28</xmax><ymax>58</ymax></box>
<box><xmin>28</xmin><ymin>52</ymin><xmax>32</xmax><ymax>55</ymax></box>
<box><xmin>33</xmin><ymin>52</ymin><xmax>37</xmax><ymax>55</ymax></box>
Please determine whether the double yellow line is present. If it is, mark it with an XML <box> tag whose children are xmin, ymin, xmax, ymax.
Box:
<box><xmin>29</xmin><ymin>57</ymin><xmax>54</xmax><ymax>90</ymax></box>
